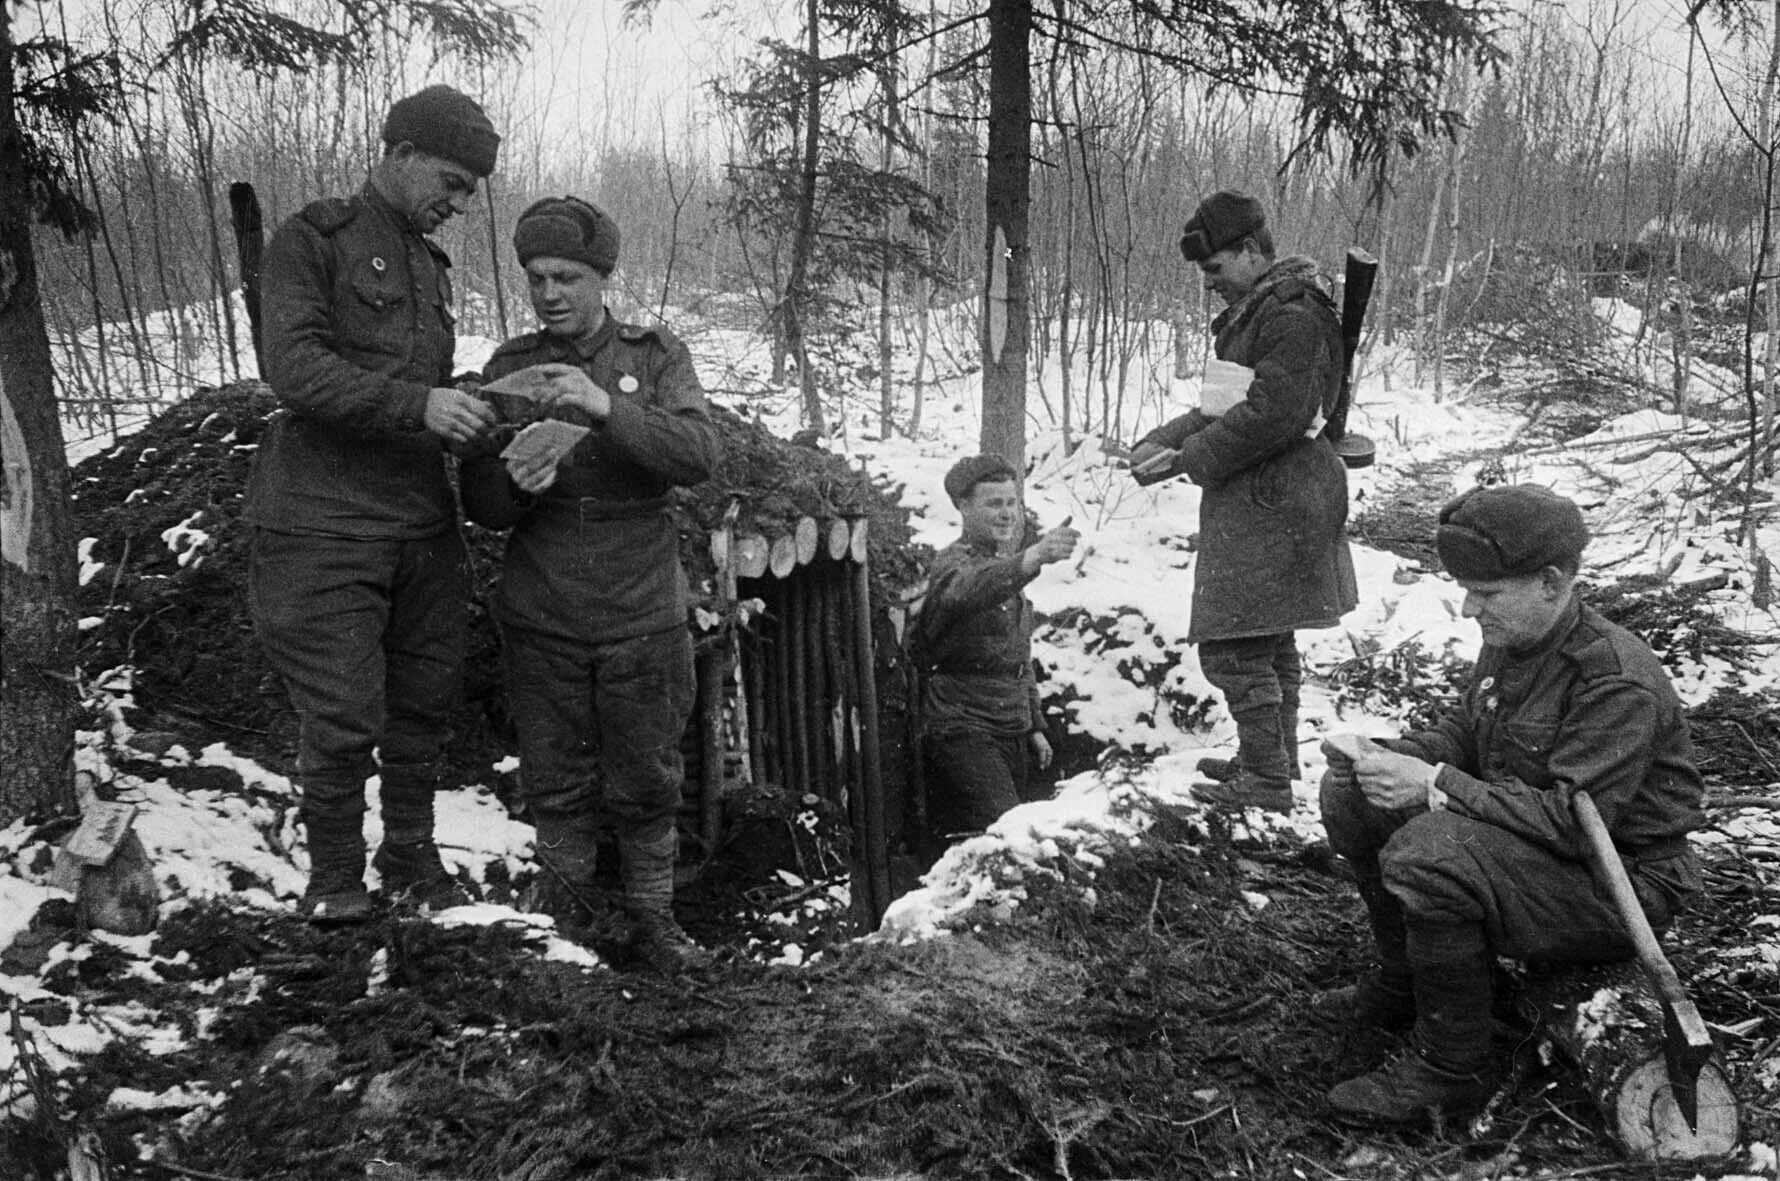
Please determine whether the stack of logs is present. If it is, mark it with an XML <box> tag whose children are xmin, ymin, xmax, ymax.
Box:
<box><xmin>696</xmin><ymin>512</ymin><xmax>893</xmax><ymax>925</ymax></box>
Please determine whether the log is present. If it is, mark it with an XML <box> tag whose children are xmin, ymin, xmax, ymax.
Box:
<box><xmin>789</xmin><ymin>574</ymin><xmax>812</xmax><ymax>799</ymax></box>
<box><xmin>794</xmin><ymin>516</ymin><xmax>820</xmax><ymax>565</ymax></box>
<box><xmin>826</xmin><ymin>518</ymin><xmax>851</xmax><ymax>561</ymax></box>
<box><xmin>735</xmin><ymin>535</ymin><xmax>770</xmax><ymax>580</ymax></box>
<box><xmin>695</xmin><ymin>647</ymin><xmax>727</xmax><ymax>868</ymax></box>
<box><xmin>708</xmin><ymin>529</ymin><xmax>729</xmax><ymax>570</ymax></box>
<box><xmin>769</xmin><ymin>534</ymin><xmax>798</xmax><ymax>579</ymax></box>
<box><xmin>850</xmin><ymin>544</ymin><xmax>890</xmax><ymax>924</ymax></box>
<box><xmin>848</xmin><ymin>516</ymin><xmax>870</xmax><ymax>565</ymax></box>
<box><xmin>1523</xmin><ymin>960</ymin><xmax>1740</xmax><ymax>1161</ymax></box>
<box><xmin>744</xmin><ymin>629</ymin><xmax>770</xmax><ymax>787</ymax></box>
<box><xmin>771</xmin><ymin>581</ymin><xmax>797</xmax><ymax>795</ymax></box>
<box><xmin>804</xmin><ymin>571</ymin><xmax>831</xmax><ymax>798</ymax></box>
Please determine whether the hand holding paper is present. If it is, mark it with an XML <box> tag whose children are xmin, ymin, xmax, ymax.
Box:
<box><xmin>501</xmin><ymin>419</ymin><xmax>591</xmax><ymax>493</ymax></box>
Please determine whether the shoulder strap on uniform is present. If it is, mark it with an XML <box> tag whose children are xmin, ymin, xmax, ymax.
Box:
<box><xmin>490</xmin><ymin>331</ymin><xmax>545</xmax><ymax>358</ymax></box>
<box><xmin>616</xmin><ymin>322</ymin><xmax>663</xmax><ymax>344</ymax></box>
<box><xmin>300</xmin><ymin>197</ymin><xmax>360</xmax><ymax>236</ymax></box>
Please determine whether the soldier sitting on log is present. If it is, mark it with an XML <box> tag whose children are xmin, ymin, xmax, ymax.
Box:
<box><xmin>1318</xmin><ymin>483</ymin><xmax>1705</xmax><ymax>1124</ymax></box>
<box><xmin>906</xmin><ymin>456</ymin><xmax>1079</xmax><ymax>848</ymax></box>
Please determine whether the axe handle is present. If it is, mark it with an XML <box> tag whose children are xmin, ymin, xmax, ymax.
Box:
<box><xmin>1572</xmin><ymin>791</ymin><xmax>1714</xmax><ymax>1048</ymax></box>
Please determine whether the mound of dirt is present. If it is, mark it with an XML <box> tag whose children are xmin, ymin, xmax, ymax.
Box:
<box><xmin>69</xmin><ymin>383</ymin><xmax>926</xmax><ymax>783</ymax></box>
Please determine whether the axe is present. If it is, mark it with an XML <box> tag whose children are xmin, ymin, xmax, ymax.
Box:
<box><xmin>1571</xmin><ymin>791</ymin><xmax>1714</xmax><ymax>1131</ymax></box>
<box><xmin>1326</xmin><ymin>247</ymin><xmax>1377</xmax><ymax>468</ymax></box>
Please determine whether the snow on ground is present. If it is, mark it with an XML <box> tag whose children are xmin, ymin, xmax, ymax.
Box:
<box><xmin>10</xmin><ymin>292</ymin><xmax>1780</xmax><ymax>1171</ymax></box>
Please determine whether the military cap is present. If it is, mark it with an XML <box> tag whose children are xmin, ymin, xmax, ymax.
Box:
<box><xmin>514</xmin><ymin>197</ymin><xmax>621</xmax><ymax>275</ymax></box>
<box><xmin>1179</xmin><ymin>190</ymin><xmax>1266</xmax><ymax>262</ymax></box>
<box><xmin>1436</xmin><ymin>484</ymin><xmax>1590</xmax><ymax>580</ymax></box>
<box><xmin>944</xmin><ymin>454</ymin><xmax>1019</xmax><ymax>505</ymax></box>
<box><xmin>383</xmin><ymin>84</ymin><xmax>500</xmax><ymax>178</ymax></box>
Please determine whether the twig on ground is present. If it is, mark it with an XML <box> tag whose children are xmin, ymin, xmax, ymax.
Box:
<box><xmin>145</xmin><ymin>1162</ymin><xmax>255</xmax><ymax>1181</ymax></box>
<box><xmin>1709</xmin><ymin>795</ymin><xmax>1780</xmax><ymax>811</ymax></box>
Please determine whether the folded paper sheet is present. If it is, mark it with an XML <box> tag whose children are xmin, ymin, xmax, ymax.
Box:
<box><xmin>501</xmin><ymin>419</ymin><xmax>590</xmax><ymax>467</ymax></box>
<box><xmin>1200</xmin><ymin>360</ymin><xmax>1255</xmax><ymax>416</ymax></box>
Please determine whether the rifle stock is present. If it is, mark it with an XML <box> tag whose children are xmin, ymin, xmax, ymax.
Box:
<box><xmin>1326</xmin><ymin>247</ymin><xmax>1378</xmax><ymax>446</ymax></box>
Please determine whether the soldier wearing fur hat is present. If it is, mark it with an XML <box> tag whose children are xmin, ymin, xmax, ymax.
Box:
<box><xmin>1129</xmin><ymin>190</ymin><xmax>1358</xmax><ymax>814</ymax></box>
<box><xmin>905</xmin><ymin>456</ymin><xmax>1080</xmax><ymax>846</ymax></box>
<box><xmin>459</xmin><ymin>196</ymin><xmax>722</xmax><ymax>973</ymax></box>
<box><xmin>1316</xmin><ymin>484</ymin><xmax>1705</xmax><ymax>1124</ymax></box>
<box><xmin>246</xmin><ymin>83</ymin><xmax>502</xmax><ymax>923</ymax></box>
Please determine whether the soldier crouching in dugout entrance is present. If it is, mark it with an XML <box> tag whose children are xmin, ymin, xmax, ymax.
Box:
<box><xmin>459</xmin><ymin>197</ymin><xmax>722</xmax><ymax>974</ymax></box>
<box><xmin>906</xmin><ymin>456</ymin><xmax>1080</xmax><ymax>847</ymax></box>
<box><xmin>1317</xmin><ymin>483</ymin><xmax>1705</xmax><ymax>1125</ymax></box>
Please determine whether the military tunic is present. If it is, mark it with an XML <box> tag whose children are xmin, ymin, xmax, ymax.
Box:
<box><xmin>907</xmin><ymin>536</ymin><xmax>1048</xmax><ymax>836</ymax></box>
<box><xmin>460</xmin><ymin>315</ymin><xmax>720</xmax><ymax>835</ymax></box>
<box><xmin>1322</xmin><ymin>596</ymin><xmax>1705</xmax><ymax>963</ymax></box>
<box><xmin>244</xmin><ymin>183</ymin><xmax>469</xmax><ymax>804</ymax></box>
<box><xmin>246</xmin><ymin>185</ymin><xmax>458</xmax><ymax>539</ymax></box>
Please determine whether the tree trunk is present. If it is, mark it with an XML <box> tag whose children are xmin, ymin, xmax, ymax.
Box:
<box><xmin>980</xmin><ymin>0</ymin><xmax>1032</xmax><ymax>469</ymax></box>
<box><xmin>1</xmin><ymin>12</ymin><xmax>81</xmax><ymax>826</ymax></box>
<box><xmin>783</xmin><ymin>0</ymin><xmax>827</xmax><ymax>434</ymax></box>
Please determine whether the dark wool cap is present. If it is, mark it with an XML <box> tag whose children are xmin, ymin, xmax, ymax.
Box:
<box><xmin>1179</xmin><ymin>190</ymin><xmax>1266</xmax><ymax>262</ymax></box>
<box><xmin>944</xmin><ymin>454</ymin><xmax>1019</xmax><ymax>505</ymax></box>
<box><xmin>383</xmin><ymin>84</ymin><xmax>500</xmax><ymax>177</ymax></box>
<box><xmin>1436</xmin><ymin>484</ymin><xmax>1590</xmax><ymax>581</ymax></box>
<box><xmin>513</xmin><ymin>197</ymin><xmax>621</xmax><ymax>274</ymax></box>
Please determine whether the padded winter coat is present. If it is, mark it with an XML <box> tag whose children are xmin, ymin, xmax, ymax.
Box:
<box><xmin>1135</xmin><ymin>257</ymin><xmax>1358</xmax><ymax>643</ymax></box>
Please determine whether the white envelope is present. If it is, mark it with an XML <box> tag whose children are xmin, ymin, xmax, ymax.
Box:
<box><xmin>1200</xmin><ymin>359</ymin><xmax>1255</xmax><ymax>417</ymax></box>
<box><xmin>500</xmin><ymin>419</ymin><xmax>590</xmax><ymax>467</ymax></box>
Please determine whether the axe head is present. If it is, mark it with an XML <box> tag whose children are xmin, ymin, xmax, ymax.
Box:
<box><xmin>1660</xmin><ymin>998</ymin><xmax>1716</xmax><ymax>1132</ymax></box>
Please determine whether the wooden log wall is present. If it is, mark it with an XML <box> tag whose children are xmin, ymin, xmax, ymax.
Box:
<box><xmin>698</xmin><ymin>514</ymin><xmax>893</xmax><ymax>925</ymax></box>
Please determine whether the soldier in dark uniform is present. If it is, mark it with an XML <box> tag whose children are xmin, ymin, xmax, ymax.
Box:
<box><xmin>907</xmin><ymin>456</ymin><xmax>1079</xmax><ymax>844</ymax></box>
<box><xmin>245</xmin><ymin>84</ymin><xmax>501</xmax><ymax>923</ymax></box>
<box><xmin>1318</xmin><ymin>484</ymin><xmax>1705</xmax><ymax>1123</ymax></box>
<box><xmin>459</xmin><ymin>197</ymin><xmax>722</xmax><ymax>973</ymax></box>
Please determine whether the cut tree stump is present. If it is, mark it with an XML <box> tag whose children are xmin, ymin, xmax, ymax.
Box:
<box><xmin>1521</xmin><ymin>960</ymin><xmax>1740</xmax><ymax>1161</ymax></box>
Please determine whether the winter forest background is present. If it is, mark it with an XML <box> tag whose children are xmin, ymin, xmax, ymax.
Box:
<box><xmin>19</xmin><ymin>0</ymin><xmax>1776</xmax><ymax>458</ymax></box>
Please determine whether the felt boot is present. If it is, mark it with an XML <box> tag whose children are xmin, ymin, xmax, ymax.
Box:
<box><xmin>299</xmin><ymin>795</ymin><xmax>371</xmax><ymax>924</ymax></box>
<box><xmin>622</xmin><ymin>827</ymin><xmax>712</xmax><ymax>974</ymax></box>
<box><xmin>1328</xmin><ymin>922</ymin><xmax>1497</xmax><ymax>1123</ymax></box>
<box><xmin>373</xmin><ymin>763</ymin><xmax>468</xmax><ymax>908</ymax></box>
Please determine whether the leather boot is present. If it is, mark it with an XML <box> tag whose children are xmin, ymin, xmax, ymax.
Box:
<box><xmin>1194</xmin><ymin>755</ymin><xmax>1239</xmax><ymax>782</ymax></box>
<box><xmin>1328</xmin><ymin>921</ymin><xmax>1497</xmax><ymax>1123</ymax></box>
<box><xmin>1314</xmin><ymin>874</ymin><xmax>1415</xmax><ymax>1028</ymax></box>
<box><xmin>621</xmin><ymin>827</ymin><xmax>713</xmax><ymax>974</ymax></box>
<box><xmin>1192</xmin><ymin>703</ymin><xmax>1294</xmax><ymax>812</ymax></box>
<box><xmin>1280</xmin><ymin>703</ymin><xmax>1302</xmax><ymax>781</ymax></box>
<box><xmin>373</xmin><ymin>763</ymin><xmax>468</xmax><ymax>909</ymax></box>
<box><xmin>299</xmin><ymin>793</ymin><xmax>371</xmax><ymax>924</ymax></box>
<box><xmin>530</xmin><ymin>809</ymin><xmax>613</xmax><ymax>936</ymax></box>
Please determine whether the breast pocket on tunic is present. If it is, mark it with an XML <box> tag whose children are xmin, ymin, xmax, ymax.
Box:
<box><xmin>346</xmin><ymin>261</ymin><xmax>411</xmax><ymax>355</ymax></box>
<box><xmin>1500</xmin><ymin>718</ymin><xmax>1557</xmax><ymax>786</ymax></box>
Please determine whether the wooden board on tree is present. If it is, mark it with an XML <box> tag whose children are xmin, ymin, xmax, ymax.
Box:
<box><xmin>1519</xmin><ymin>960</ymin><xmax>1739</xmax><ymax>1161</ymax></box>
